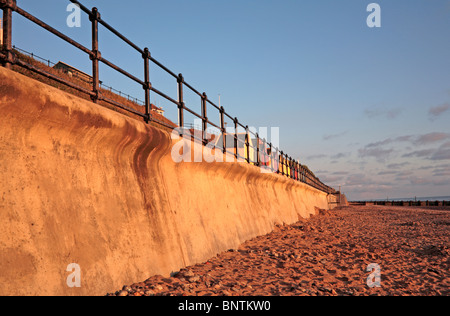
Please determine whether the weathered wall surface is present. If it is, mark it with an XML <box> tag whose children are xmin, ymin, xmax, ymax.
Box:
<box><xmin>0</xmin><ymin>68</ymin><xmax>336</xmax><ymax>296</ymax></box>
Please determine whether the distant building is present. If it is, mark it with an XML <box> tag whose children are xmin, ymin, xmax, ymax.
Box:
<box><xmin>53</xmin><ymin>61</ymin><xmax>93</xmax><ymax>84</ymax></box>
<box><xmin>52</xmin><ymin>62</ymin><xmax>165</xmax><ymax>116</ymax></box>
<box><xmin>151</xmin><ymin>104</ymin><xmax>165</xmax><ymax>117</ymax></box>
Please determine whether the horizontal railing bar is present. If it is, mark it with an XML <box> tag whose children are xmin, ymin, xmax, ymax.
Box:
<box><xmin>206</xmin><ymin>120</ymin><xmax>221</xmax><ymax>130</ymax></box>
<box><xmin>223</xmin><ymin>111</ymin><xmax>234</xmax><ymax>121</ymax></box>
<box><xmin>98</xmin><ymin>17</ymin><xmax>144</xmax><ymax>55</ymax></box>
<box><xmin>14</xmin><ymin>6</ymin><xmax>92</xmax><ymax>56</ymax></box>
<box><xmin>151</xmin><ymin>117</ymin><xmax>177</xmax><ymax>130</ymax></box>
<box><xmin>69</xmin><ymin>0</ymin><xmax>145</xmax><ymax>55</ymax></box>
<box><xmin>149</xmin><ymin>57</ymin><xmax>178</xmax><ymax>79</ymax></box>
<box><xmin>183</xmin><ymin>81</ymin><xmax>203</xmax><ymax>98</ymax></box>
<box><xmin>68</xmin><ymin>0</ymin><xmax>181</xmax><ymax>83</ymax></box>
<box><xmin>99</xmin><ymin>57</ymin><xmax>144</xmax><ymax>86</ymax></box>
<box><xmin>237</xmin><ymin>122</ymin><xmax>247</xmax><ymax>129</ymax></box>
<box><xmin>206</xmin><ymin>98</ymin><xmax>221</xmax><ymax>111</ymax></box>
<box><xmin>248</xmin><ymin>129</ymin><xmax>258</xmax><ymax>137</ymax></box>
<box><xmin>100</xmin><ymin>83</ymin><xmax>144</xmax><ymax>105</ymax></box>
<box><xmin>101</xmin><ymin>96</ymin><xmax>146</xmax><ymax>118</ymax></box>
<box><xmin>69</xmin><ymin>0</ymin><xmax>91</xmax><ymax>15</ymax></box>
<box><xmin>150</xmin><ymin>86</ymin><xmax>180</xmax><ymax>106</ymax></box>
<box><xmin>12</xmin><ymin>45</ymin><xmax>55</xmax><ymax>66</ymax></box>
<box><xmin>183</xmin><ymin>105</ymin><xmax>204</xmax><ymax>120</ymax></box>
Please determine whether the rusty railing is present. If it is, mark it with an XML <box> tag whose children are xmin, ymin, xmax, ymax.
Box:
<box><xmin>0</xmin><ymin>0</ymin><xmax>336</xmax><ymax>194</ymax></box>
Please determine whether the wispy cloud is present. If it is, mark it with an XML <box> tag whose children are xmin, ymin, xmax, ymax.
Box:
<box><xmin>306</xmin><ymin>154</ymin><xmax>327</xmax><ymax>160</ymax></box>
<box><xmin>378</xmin><ymin>170</ymin><xmax>398</xmax><ymax>175</ymax></box>
<box><xmin>323</xmin><ymin>131</ymin><xmax>347</xmax><ymax>141</ymax></box>
<box><xmin>318</xmin><ymin>174</ymin><xmax>344</xmax><ymax>184</ymax></box>
<box><xmin>433</xmin><ymin>166</ymin><xmax>450</xmax><ymax>177</ymax></box>
<box><xmin>366</xmin><ymin>136</ymin><xmax>412</xmax><ymax>148</ymax></box>
<box><xmin>429</xmin><ymin>103</ymin><xmax>450</xmax><ymax>121</ymax></box>
<box><xmin>344</xmin><ymin>173</ymin><xmax>370</xmax><ymax>186</ymax></box>
<box><xmin>358</xmin><ymin>147</ymin><xmax>394</xmax><ymax>162</ymax></box>
<box><xmin>332</xmin><ymin>171</ymin><xmax>349</xmax><ymax>176</ymax></box>
<box><xmin>362</xmin><ymin>132</ymin><xmax>450</xmax><ymax>152</ymax></box>
<box><xmin>331</xmin><ymin>152</ymin><xmax>351</xmax><ymax>160</ymax></box>
<box><xmin>401</xmin><ymin>143</ymin><xmax>450</xmax><ymax>161</ymax></box>
<box><xmin>356</xmin><ymin>132</ymin><xmax>450</xmax><ymax>165</ymax></box>
<box><xmin>431</xmin><ymin>148</ymin><xmax>450</xmax><ymax>161</ymax></box>
<box><xmin>364</xmin><ymin>107</ymin><xmax>402</xmax><ymax>120</ymax></box>
<box><xmin>387</xmin><ymin>162</ymin><xmax>410</xmax><ymax>169</ymax></box>
<box><xmin>402</xmin><ymin>149</ymin><xmax>435</xmax><ymax>158</ymax></box>
<box><xmin>413</xmin><ymin>132</ymin><xmax>450</xmax><ymax>146</ymax></box>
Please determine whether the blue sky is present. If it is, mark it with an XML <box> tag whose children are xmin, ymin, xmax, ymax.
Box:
<box><xmin>10</xmin><ymin>0</ymin><xmax>450</xmax><ymax>200</ymax></box>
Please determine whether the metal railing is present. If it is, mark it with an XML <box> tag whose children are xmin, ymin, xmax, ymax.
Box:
<box><xmin>12</xmin><ymin>45</ymin><xmax>144</xmax><ymax>105</ymax></box>
<box><xmin>12</xmin><ymin>45</ymin><xmax>56</xmax><ymax>67</ymax></box>
<box><xmin>0</xmin><ymin>0</ymin><xmax>335</xmax><ymax>194</ymax></box>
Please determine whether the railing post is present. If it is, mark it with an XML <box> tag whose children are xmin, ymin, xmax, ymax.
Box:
<box><xmin>245</xmin><ymin>125</ymin><xmax>250</xmax><ymax>164</ymax></box>
<box><xmin>275</xmin><ymin>147</ymin><xmax>280</xmax><ymax>174</ymax></box>
<box><xmin>262</xmin><ymin>138</ymin><xmax>267</xmax><ymax>169</ymax></box>
<box><xmin>294</xmin><ymin>160</ymin><xmax>297</xmax><ymax>181</ymax></box>
<box><xmin>234</xmin><ymin>117</ymin><xmax>239</xmax><ymax>160</ymax></box>
<box><xmin>278</xmin><ymin>150</ymin><xmax>284</xmax><ymax>176</ymax></box>
<box><xmin>89</xmin><ymin>7</ymin><xmax>101</xmax><ymax>103</ymax></box>
<box><xmin>289</xmin><ymin>156</ymin><xmax>294</xmax><ymax>179</ymax></box>
<box><xmin>284</xmin><ymin>154</ymin><xmax>288</xmax><ymax>177</ymax></box>
<box><xmin>220</xmin><ymin>106</ymin><xmax>226</xmax><ymax>154</ymax></box>
<box><xmin>291</xmin><ymin>158</ymin><xmax>295</xmax><ymax>179</ymax></box>
<box><xmin>286</xmin><ymin>155</ymin><xmax>289</xmax><ymax>177</ymax></box>
<box><xmin>177</xmin><ymin>73</ymin><xmax>184</xmax><ymax>128</ymax></box>
<box><xmin>1</xmin><ymin>0</ymin><xmax>15</xmax><ymax>69</ymax></box>
<box><xmin>142</xmin><ymin>47</ymin><xmax>151</xmax><ymax>123</ymax></box>
<box><xmin>292</xmin><ymin>160</ymin><xmax>296</xmax><ymax>180</ymax></box>
<box><xmin>288</xmin><ymin>157</ymin><xmax>292</xmax><ymax>178</ymax></box>
<box><xmin>256</xmin><ymin>133</ymin><xmax>260</xmax><ymax>166</ymax></box>
<box><xmin>201</xmin><ymin>93</ymin><xmax>208</xmax><ymax>145</ymax></box>
<box><xmin>287</xmin><ymin>157</ymin><xmax>290</xmax><ymax>178</ymax></box>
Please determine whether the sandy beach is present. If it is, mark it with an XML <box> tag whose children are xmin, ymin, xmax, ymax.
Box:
<box><xmin>108</xmin><ymin>205</ymin><xmax>449</xmax><ymax>296</ymax></box>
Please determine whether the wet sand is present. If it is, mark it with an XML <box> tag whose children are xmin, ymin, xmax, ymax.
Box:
<box><xmin>108</xmin><ymin>205</ymin><xmax>449</xmax><ymax>296</ymax></box>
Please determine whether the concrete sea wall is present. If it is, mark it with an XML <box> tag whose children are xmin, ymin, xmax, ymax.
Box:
<box><xmin>0</xmin><ymin>67</ymin><xmax>336</xmax><ymax>295</ymax></box>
